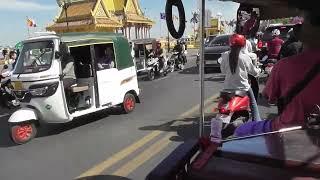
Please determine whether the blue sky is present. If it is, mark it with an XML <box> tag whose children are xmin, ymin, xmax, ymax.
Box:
<box><xmin>0</xmin><ymin>0</ymin><xmax>238</xmax><ymax>46</ymax></box>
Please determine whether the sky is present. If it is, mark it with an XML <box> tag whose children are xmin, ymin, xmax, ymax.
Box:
<box><xmin>0</xmin><ymin>0</ymin><xmax>238</xmax><ymax>46</ymax></box>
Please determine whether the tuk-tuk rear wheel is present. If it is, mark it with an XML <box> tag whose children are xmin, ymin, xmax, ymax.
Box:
<box><xmin>10</xmin><ymin>122</ymin><xmax>37</xmax><ymax>145</ymax></box>
<box><xmin>122</xmin><ymin>93</ymin><xmax>136</xmax><ymax>114</ymax></box>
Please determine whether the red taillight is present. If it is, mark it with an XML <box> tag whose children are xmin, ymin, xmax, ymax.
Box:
<box><xmin>219</xmin><ymin>107</ymin><xmax>230</xmax><ymax>114</ymax></box>
<box><xmin>257</xmin><ymin>41</ymin><xmax>263</xmax><ymax>49</ymax></box>
<box><xmin>218</xmin><ymin>98</ymin><xmax>230</xmax><ymax>114</ymax></box>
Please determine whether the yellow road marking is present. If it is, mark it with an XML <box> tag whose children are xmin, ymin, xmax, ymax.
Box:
<box><xmin>178</xmin><ymin>93</ymin><xmax>219</xmax><ymax>118</ymax></box>
<box><xmin>77</xmin><ymin>130</ymin><xmax>162</xmax><ymax>178</ymax></box>
<box><xmin>77</xmin><ymin>93</ymin><xmax>219</xmax><ymax>178</ymax></box>
<box><xmin>112</xmin><ymin>133</ymin><xmax>173</xmax><ymax>177</ymax></box>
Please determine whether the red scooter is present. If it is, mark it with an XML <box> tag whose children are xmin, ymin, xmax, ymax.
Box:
<box><xmin>216</xmin><ymin>89</ymin><xmax>251</xmax><ymax>138</ymax></box>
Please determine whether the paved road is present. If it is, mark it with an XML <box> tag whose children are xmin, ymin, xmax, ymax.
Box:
<box><xmin>0</xmin><ymin>50</ymin><xmax>276</xmax><ymax>180</ymax></box>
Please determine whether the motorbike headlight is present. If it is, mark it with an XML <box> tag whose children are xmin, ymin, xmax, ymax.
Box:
<box><xmin>29</xmin><ymin>82</ymin><xmax>59</xmax><ymax>97</ymax></box>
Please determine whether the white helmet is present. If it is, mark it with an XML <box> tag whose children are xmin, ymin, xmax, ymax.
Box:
<box><xmin>272</xmin><ymin>29</ymin><xmax>280</xmax><ymax>36</ymax></box>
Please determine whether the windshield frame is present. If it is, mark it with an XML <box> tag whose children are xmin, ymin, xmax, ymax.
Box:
<box><xmin>13</xmin><ymin>40</ymin><xmax>55</xmax><ymax>75</ymax></box>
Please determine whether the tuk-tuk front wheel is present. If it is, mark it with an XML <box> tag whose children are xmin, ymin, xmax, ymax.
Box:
<box><xmin>10</xmin><ymin>122</ymin><xmax>37</xmax><ymax>145</ymax></box>
<box><xmin>122</xmin><ymin>93</ymin><xmax>136</xmax><ymax>114</ymax></box>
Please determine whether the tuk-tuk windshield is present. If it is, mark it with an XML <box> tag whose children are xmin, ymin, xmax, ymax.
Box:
<box><xmin>13</xmin><ymin>41</ymin><xmax>54</xmax><ymax>74</ymax></box>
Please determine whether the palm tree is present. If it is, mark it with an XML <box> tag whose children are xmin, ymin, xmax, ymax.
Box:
<box><xmin>190</xmin><ymin>11</ymin><xmax>199</xmax><ymax>41</ymax></box>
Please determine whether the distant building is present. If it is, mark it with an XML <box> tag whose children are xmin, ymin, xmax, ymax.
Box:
<box><xmin>47</xmin><ymin>0</ymin><xmax>154</xmax><ymax>39</ymax></box>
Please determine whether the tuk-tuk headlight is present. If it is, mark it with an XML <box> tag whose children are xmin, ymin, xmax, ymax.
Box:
<box><xmin>29</xmin><ymin>82</ymin><xmax>59</xmax><ymax>97</ymax></box>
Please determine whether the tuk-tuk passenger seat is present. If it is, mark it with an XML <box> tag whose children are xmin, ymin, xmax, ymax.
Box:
<box><xmin>70</xmin><ymin>83</ymin><xmax>89</xmax><ymax>93</ymax></box>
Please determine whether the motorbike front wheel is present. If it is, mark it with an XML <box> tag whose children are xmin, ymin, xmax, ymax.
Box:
<box><xmin>147</xmin><ymin>70</ymin><xmax>155</xmax><ymax>81</ymax></box>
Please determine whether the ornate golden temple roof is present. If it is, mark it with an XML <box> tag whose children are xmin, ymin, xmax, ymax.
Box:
<box><xmin>47</xmin><ymin>0</ymin><xmax>154</xmax><ymax>33</ymax></box>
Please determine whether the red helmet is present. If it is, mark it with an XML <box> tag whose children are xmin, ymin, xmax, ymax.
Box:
<box><xmin>229</xmin><ymin>34</ymin><xmax>246</xmax><ymax>47</ymax></box>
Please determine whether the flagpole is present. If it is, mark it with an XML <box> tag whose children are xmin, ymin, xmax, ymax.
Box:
<box><xmin>26</xmin><ymin>16</ymin><xmax>30</xmax><ymax>38</ymax></box>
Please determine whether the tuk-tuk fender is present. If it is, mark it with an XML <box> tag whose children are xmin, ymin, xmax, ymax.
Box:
<box><xmin>8</xmin><ymin>108</ymin><xmax>38</xmax><ymax>123</ymax></box>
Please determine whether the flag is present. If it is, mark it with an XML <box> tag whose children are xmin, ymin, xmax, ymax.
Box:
<box><xmin>27</xmin><ymin>18</ymin><xmax>37</xmax><ymax>27</ymax></box>
<box><xmin>160</xmin><ymin>13</ymin><xmax>166</xmax><ymax>20</ymax></box>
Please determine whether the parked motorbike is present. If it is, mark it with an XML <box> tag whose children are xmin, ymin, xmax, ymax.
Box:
<box><xmin>0</xmin><ymin>66</ymin><xmax>19</xmax><ymax>108</ymax></box>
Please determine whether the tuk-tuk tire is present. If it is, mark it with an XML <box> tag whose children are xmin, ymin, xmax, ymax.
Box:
<box><xmin>122</xmin><ymin>93</ymin><xmax>136</xmax><ymax>114</ymax></box>
<box><xmin>147</xmin><ymin>70</ymin><xmax>155</xmax><ymax>81</ymax></box>
<box><xmin>10</xmin><ymin>122</ymin><xmax>37</xmax><ymax>145</ymax></box>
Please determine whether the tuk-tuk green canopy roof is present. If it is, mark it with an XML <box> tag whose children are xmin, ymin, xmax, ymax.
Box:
<box><xmin>61</xmin><ymin>32</ymin><xmax>133</xmax><ymax>70</ymax></box>
<box><xmin>61</xmin><ymin>32</ymin><xmax>125</xmax><ymax>45</ymax></box>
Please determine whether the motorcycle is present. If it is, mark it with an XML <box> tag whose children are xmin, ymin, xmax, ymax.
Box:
<box><xmin>170</xmin><ymin>51</ymin><xmax>185</xmax><ymax>70</ymax></box>
<box><xmin>260</xmin><ymin>55</ymin><xmax>277</xmax><ymax>78</ymax></box>
<box><xmin>146</xmin><ymin>54</ymin><xmax>168</xmax><ymax>80</ymax></box>
<box><xmin>216</xmin><ymin>66</ymin><xmax>262</xmax><ymax>138</ymax></box>
<box><xmin>216</xmin><ymin>89</ymin><xmax>251</xmax><ymax>138</ymax></box>
<box><xmin>0</xmin><ymin>66</ymin><xmax>19</xmax><ymax>108</ymax></box>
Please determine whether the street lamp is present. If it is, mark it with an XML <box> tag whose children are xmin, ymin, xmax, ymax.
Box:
<box><xmin>217</xmin><ymin>12</ymin><xmax>222</xmax><ymax>35</ymax></box>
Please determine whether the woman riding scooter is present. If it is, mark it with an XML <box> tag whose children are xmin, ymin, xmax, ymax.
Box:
<box><xmin>219</xmin><ymin>34</ymin><xmax>261</xmax><ymax>121</ymax></box>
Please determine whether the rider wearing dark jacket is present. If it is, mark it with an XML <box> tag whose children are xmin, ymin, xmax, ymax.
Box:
<box><xmin>173</xmin><ymin>40</ymin><xmax>187</xmax><ymax>64</ymax></box>
<box><xmin>278</xmin><ymin>24</ymin><xmax>303</xmax><ymax>60</ymax></box>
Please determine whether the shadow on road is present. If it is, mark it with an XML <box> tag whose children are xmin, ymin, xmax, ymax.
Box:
<box><xmin>37</xmin><ymin>108</ymin><xmax>123</xmax><ymax>138</ymax></box>
<box><xmin>0</xmin><ymin>108</ymin><xmax>123</xmax><ymax>147</ymax></box>
<box><xmin>194</xmin><ymin>74</ymin><xmax>225</xmax><ymax>83</ymax></box>
<box><xmin>178</xmin><ymin>66</ymin><xmax>199</xmax><ymax>75</ymax></box>
<box><xmin>178</xmin><ymin>66</ymin><xmax>221</xmax><ymax>75</ymax></box>
<box><xmin>139</xmin><ymin>116</ymin><xmax>213</xmax><ymax>142</ymax></box>
<box><xmin>75</xmin><ymin>175</ymin><xmax>132</xmax><ymax>180</ymax></box>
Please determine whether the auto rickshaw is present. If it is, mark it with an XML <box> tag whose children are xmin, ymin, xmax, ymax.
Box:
<box><xmin>146</xmin><ymin>0</ymin><xmax>320</xmax><ymax>179</ymax></box>
<box><xmin>8</xmin><ymin>32</ymin><xmax>140</xmax><ymax>144</ymax></box>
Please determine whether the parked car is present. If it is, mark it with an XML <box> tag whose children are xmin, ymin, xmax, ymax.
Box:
<box><xmin>196</xmin><ymin>34</ymin><xmax>231</xmax><ymax>69</ymax></box>
<box><xmin>204</xmin><ymin>35</ymin><xmax>217</xmax><ymax>47</ymax></box>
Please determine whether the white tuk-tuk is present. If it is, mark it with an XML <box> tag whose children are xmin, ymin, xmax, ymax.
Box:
<box><xmin>8</xmin><ymin>32</ymin><xmax>140</xmax><ymax>144</ymax></box>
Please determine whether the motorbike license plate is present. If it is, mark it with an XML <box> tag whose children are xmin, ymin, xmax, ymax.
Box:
<box><xmin>216</xmin><ymin>113</ymin><xmax>232</xmax><ymax>124</ymax></box>
<box><xmin>12</xmin><ymin>81</ymin><xmax>24</xmax><ymax>90</ymax></box>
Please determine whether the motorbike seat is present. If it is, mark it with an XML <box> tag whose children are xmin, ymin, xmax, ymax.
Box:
<box><xmin>220</xmin><ymin>89</ymin><xmax>247</xmax><ymax>99</ymax></box>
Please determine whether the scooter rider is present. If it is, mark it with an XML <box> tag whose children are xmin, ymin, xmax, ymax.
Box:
<box><xmin>173</xmin><ymin>40</ymin><xmax>187</xmax><ymax>64</ymax></box>
<box><xmin>267</xmin><ymin>29</ymin><xmax>284</xmax><ymax>59</ymax></box>
<box><xmin>154</xmin><ymin>41</ymin><xmax>165</xmax><ymax>70</ymax></box>
<box><xmin>219</xmin><ymin>34</ymin><xmax>261</xmax><ymax>121</ymax></box>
